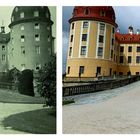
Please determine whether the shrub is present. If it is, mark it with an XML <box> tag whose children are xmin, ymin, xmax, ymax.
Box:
<box><xmin>37</xmin><ymin>55</ymin><xmax>56</xmax><ymax>107</ymax></box>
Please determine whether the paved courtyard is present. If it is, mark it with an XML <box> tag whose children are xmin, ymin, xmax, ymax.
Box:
<box><xmin>63</xmin><ymin>81</ymin><xmax>140</xmax><ymax>134</ymax></box>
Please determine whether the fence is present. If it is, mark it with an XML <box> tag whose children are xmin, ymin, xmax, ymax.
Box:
<box><xmin>0</xmin><ymin>82</ymin><xmax>16</xmax><ymax>90</ymax></box>
<box><xmin>63</xmin><ymin>75</ymin><xmax>140</xmax><ymax>97</ymax></box>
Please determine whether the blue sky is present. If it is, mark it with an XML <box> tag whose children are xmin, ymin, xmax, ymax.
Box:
<box><xmin>62</xmin><ymin>6</ymin><xmax>140</xmax><ymax>73</ymax></box>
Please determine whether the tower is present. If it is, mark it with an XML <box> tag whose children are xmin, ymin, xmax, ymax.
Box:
<box><xmin>66</xmin><ymin>6</ymin><xmax>118</xmax><ymax>78</ymax></box>
<box><xmin>8</xmin><ymin>6</ymin><xmax>54</xmax><ymax>71</ymax></box>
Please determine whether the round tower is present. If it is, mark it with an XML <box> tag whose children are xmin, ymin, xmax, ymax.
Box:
<box><xmin>8</xmin><ymin>6</ymin><xmax>53</xmax><ymax>71</ymax></box>
<box><xmin>66</xmin><ymin>6</ymin><xmax>118</xmax><ymax>78</ymax></box>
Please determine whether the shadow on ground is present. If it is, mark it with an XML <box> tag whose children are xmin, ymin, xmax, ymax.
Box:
<box><xmin>2</xmin><ymin>108</ymin><xmax>56</xmax><ymax>134</ymax></box>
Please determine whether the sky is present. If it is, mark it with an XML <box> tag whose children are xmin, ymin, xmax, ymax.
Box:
<box><xmin>62</xmin><ymin>6</ymin><xmax>140</xmax><ymax>73</ymax></box>
<box><xmin>0</xmin><ymin>6</ymin><xmax>56</xmax><ymax>37</ymax></box>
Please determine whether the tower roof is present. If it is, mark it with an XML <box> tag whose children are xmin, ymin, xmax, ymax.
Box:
<box><xmin>69</xmin><ymin>6</ymin><xmax>118</xmax><ymax>27</ymax></box>
<box><xmin>9</xmin><ymin>6</ymin><xmax>53</xmax><ymax>28</ymax></box>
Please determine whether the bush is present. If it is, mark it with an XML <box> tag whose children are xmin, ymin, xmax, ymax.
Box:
<box><xmin>37</xmin><ymin>55</ymin><xmax>56</xmax><ymax>107</ymax></box>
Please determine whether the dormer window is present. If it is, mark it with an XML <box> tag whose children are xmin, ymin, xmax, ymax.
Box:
<box><xmin>20</xmin><ymin>12</ymin><xmax>24</xmax><ymax>18</ymax></box>
<box><xmin>46</xmin><ymin>12</ymin><xmax>49</xmax><ymax>18</ymax></box>
<box><xmin>15</xmin><ymin>7</ymin><xmax>18</xmax><ymax>12</ymax></box>
<box><xmin>11</xmin><ymin>16</ymin><xmax>14</xmax><ymax>22</ymax></box>
<box><xmin>100</xmin><ymin>11</ymin><xmax>105</xmax><ymax>17</ymax></box>
<box><xmin>34</xmin><ymin>11</ymin><xmax>39</xmax><ymax>17</ymax></box>
<box><xmin>84</xmin><ymin>8</ymin><xmax>90</xmax><ymax>15</ymax></box>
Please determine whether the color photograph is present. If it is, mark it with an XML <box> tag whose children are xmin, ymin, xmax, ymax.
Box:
<box><xmin>63</xmin><ymin>6</ymin><xmax>140</xmax><ymax>134</ymax></box>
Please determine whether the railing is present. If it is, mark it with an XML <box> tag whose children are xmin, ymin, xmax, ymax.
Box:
<box><xmin>63</xmin><ymin>76</ymin><xmax>140</xmax><ymax>97</ymax></box>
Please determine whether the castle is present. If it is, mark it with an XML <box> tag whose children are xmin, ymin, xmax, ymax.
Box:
<box><xmin>66</xmin><ymin>6</ymin><xmax>140</xmax><ymax>78</ymax></box>
<box><xmin>0</xmin><ymin>6</ymin><xmax>54</xmax><ymax>72</ymax></box>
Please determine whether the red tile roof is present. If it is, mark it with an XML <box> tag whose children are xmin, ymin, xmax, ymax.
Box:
<box><xmin>115</xmin><ymin>32</ymin><xmax>140</xmax><ymax>44</ymax></box>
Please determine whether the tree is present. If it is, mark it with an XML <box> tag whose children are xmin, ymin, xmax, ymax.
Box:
<box><xmin>37</xmin><ymin>55</ymin><xmax>56</xmax><ymax>107</ymax></box>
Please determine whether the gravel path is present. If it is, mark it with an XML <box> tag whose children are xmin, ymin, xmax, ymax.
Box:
<box><xmin>0</xmin><ymin>103</ymin><xmax>43</xmax><ymax>134</ymax></box>
<box><xmin>63</xmin><ymin>81</ymin><xmax>140</xmax><ymax>134</ymax></box>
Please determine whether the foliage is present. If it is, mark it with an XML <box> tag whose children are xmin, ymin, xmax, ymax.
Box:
<box><xmin>37</xmin><ymin>55</ymin><xmax>56</xmax><ymax>107</ymax></box>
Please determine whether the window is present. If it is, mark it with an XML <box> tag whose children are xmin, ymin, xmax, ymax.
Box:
<box><xmin>34</xmin><ymin>11</ymin><xmax>39</xmax><ymax>17</ymax></box>
<box><xmin>80</xmin><ymin>46</ymin><xmax>86</xmax><ymax>55</ymax></box>
<box><xmin>119</xmin><ymin>72</ymin><xmax>123</xmax><ymax>75</ymax></box>
<box><xmin>69</xmin><ymin>47</ymin><xmax>72</xmax><ymax>56</ymax></box>
<box><xmin>11</xmin><ymin>16</ymin><xmax>14</xmax><ymax>22</ymax></box>
<box><xmin>100</xmin><ymin>11</ymin><xmax>105</xmax><ymax>17</ymax></box>
<box><xmin>21</xmin><ymin>35</ymin><xmax>25</xmax><ymax>42</ymax></box>
<box><xmin>21</xmin><ymin>25</ymin><xmax>24</xmax><ymax>30</ymax></box>
<box><xmin>97</xmin><ymin>47</ymin><xmax>103</xmax><ymax>57</ymax></box>
<box><xmin>36</xmin><ymin>63</ymin><xmax>41</xmax><ymax>70</ymax></box>
<box><xmin>79</xmin><ymin>66</ymin><xmax>84</xmax><ymax>75</ymax></box>
<box><xmin>21</xmin><ymin>46</ymin><xmax>25</xmax><ymax>54</ymax></box>
<box><xmin>120</xmin><ymin>46</ymin><xmax>124</xmax><ymax>53</ymax></box>
<box><xmin>2</xmin><ymin>45</ymin><xmax>5</xmax><ymax>51</ymax></box>
<box><xmin>35</xmin><ymin>34</ymin><xmax>40</xmax><ymax>41</ymax></box>
<box><xmin>84</xmin><ymin>9</ymin><xmax>89</xmax><ymax>15</ymax></box>
<box><xmin>136</xmin><ymin>56</ymin><xmax>140</xmax><ymax>63</ymax></box>
<box><xmin>137</xmin><ymin>46</ymin><xmax>140</xmax><ymax>52</ymax></box>
<box><xmin>128</xmin><ymin>56</ymin><xmax>131</xmax><ymax>63</ymax></box>
<box><xmin>136</xmin><ymin>72</ymin><xmax>139</xmax><ymax>75</ymax></box>
<box><xmin>67</xmin><ymin>66</ymin><xmax>70</xmax><ymax>74</ymax></box>
<box><xmin>15</xmin><ymin>7</ymin><xmax>18</xmax><ymax>12</ymax></box>
<box><xmin>120</xmin><ymin>56</ymin><xmax>124</xmax><ymax>63</ymax></box>
<box><xmin>100</xmin><ymin>23</ymin><xmax>105</xmax><ymax>31</ymax></box>
<box><xmin>112</xmin><ymin>38</ymin><xmax>114</xmax><ymax>46</ymax></box>
<box><xmin>34</xmin><ymin>23</ymin><xmax>39</xmax><ymax>29</ymax></box>
<box><xmin>47</xmin><ymin>26</ymin><xmax>50</xmax><ymax>31</ymax></box>
<box><xmin>96</xmin><ymin>67</ymin><xmax>101</xmax><ymax>75</ymax></box>
<box><xmin>35</xmin><ymin>45</ymin><xmax>40</xmax><ymax>54</ymax></box>
<box><xmin>72</xmin><ymin>23</ymin><xmax>75</xmax><ymax>30</ymax></box>
<box><xmin>99</xmin><ymin>35</ymin><xmax>104</xmax><ymax>43</ymax></box>
<box><xmin>82</xmin><ymin>34</ymin><xmax>87</xmax><ymax>41</ymax></box>
<box><xmin>128</xmin><ymin>46</ymin><xmax>132</xmax><ymax>52</ymax></box>
<box><xmin>48</xmin><ymin>36</ymin><xmax>51</xmax><ymax>42</ymax></box>
<box><xmin>2</xmin><ymin>54</ymin><xmax>5</xmax><ymax>61</ymax></box>
<box><xmin>70</xmin><ymin>35</ymin><xmax>73</xmax><ymax>42</ymax></box>
<box><xmin>111</xmin><ymin>50</ymin><xmax>113</xmax><ymax>59</ymax></box>
<box><xmin>46</xmin><ymin>12</ymin><xmax>49</xmax><ymax>18</ymax></box>
<box><xmin>20</xmin><ymin>12</ymin><xmax>24</xmax><ymax>18</ymax></box>
<box><xmin>83</xmin><ymin>22</ymin><xmax>88</xmax><ymax>28</ymax></box>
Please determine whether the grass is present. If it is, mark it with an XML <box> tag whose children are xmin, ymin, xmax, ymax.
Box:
<box><xmin>2</xmin><ymin>108</ymin><xmax>56</xmax><ymax>134</ymax></box>
<box><xmin>0</xmin><ymin>89</ymin><xmax>44</xmax><ymax>104</ymax></box>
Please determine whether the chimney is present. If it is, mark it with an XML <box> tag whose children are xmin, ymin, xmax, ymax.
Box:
<box><xmin>128</xmin><ymin>26</ymin><xmax>133</xmax><ymax>35</ymax></box>
<box><xmin>1</xmin><ymin>26</ymin><xmax>5</xmax><ymax>34</ymax></box>
<box><xmin>137</xmin><ymin>29</ymin><xmax>140</xmax><ymax>35</ymax></box>
<box><xmin>117</xmin><ymin>28</ymin><xmax>120</xmax><ymax>33</ymax></box>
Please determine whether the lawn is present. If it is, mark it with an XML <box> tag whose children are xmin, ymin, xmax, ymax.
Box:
<box><xmin>0</xmin><ymin>89</ymin><xmax>44</xmax><ymax>104</ymax></box>
<box><xmin>2</xmin><ymin>107</ymin><xmax>56</xmax><ymax>134</ymax></box>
